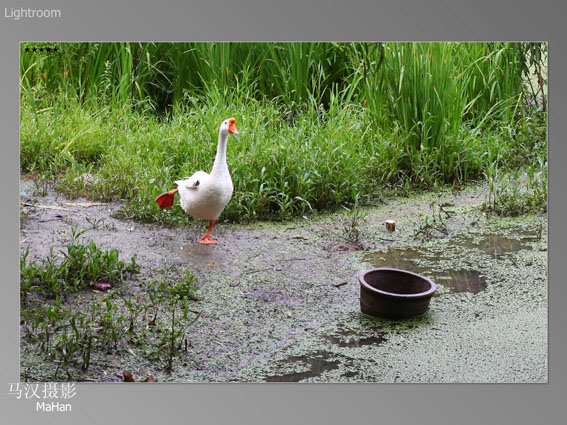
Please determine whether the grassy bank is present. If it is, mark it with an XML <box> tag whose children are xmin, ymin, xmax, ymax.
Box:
<box><xmin>20</xmin><ymin>42</ymin><xmax>547</xmax><ymax>223</ymax></box>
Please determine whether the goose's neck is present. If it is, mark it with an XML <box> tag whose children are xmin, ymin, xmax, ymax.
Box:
<box><xmin>211</xmin><ymin>131</ymin><xmax>229</xmax><ymax>176</ymax></box>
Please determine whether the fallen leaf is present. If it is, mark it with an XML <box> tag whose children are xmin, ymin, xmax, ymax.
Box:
<box><xmin>123</xmin><ymin>371</ymin><xmax>135</xmax><ymax>382</ymax></box>
<box><xmin>143</xmin><ymin>375</ymin><xmax>158</xmax><ymax>383</ymax></box>
<box><xmin>207</xmin><ymin>264</ymin><xmax>216</xmax><ymax>267</ymax></box>
<box><xmin>91</xmin><ymin>282</ymin><xmax>111</xmax><ymax>291</ymax></box>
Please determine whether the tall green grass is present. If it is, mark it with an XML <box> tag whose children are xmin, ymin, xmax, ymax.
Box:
<box><xmin>21</xmin><ymin>42</ymin><xmax>352</xmax><ymax>111</ymax></box>
<box><xmin>20</xmin><ymin>42</ymin><xmax>547</xmax><ymax>223</ymax></box>
<box><xmin>21</xmin><ymin>42</ymin><xmax>537</xmax><ymax>129</ymax></box>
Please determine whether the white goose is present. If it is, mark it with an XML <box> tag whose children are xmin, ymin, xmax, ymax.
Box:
<box><xmin>155</xmin><ymin>118</ymin><xmax>239</xmax><ymax>244</ymax></box>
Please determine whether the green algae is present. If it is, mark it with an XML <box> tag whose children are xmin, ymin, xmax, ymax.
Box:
<box><xmin>20</xmin><ymin>182</ymin><xmax>547</xmax><ymax>383</ymax></box>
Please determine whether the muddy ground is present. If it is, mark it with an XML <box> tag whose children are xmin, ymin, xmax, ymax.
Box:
<box><xmin>20</xmin><ymin>177</ymin><xmax>547</xmax><ymax>383</ymax></box>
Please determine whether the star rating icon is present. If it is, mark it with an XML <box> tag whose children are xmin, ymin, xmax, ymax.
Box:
<box><xmin>24</xmin><ymin>46</ymin><xmax>59</xmax><ymax>54</ymax></box>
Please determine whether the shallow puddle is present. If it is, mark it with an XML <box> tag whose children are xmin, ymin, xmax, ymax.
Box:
<box><xmin>264</xmin><ymin>351</ymin><xmax>339</xmax><ymax>382</ymax></box>
<box><xmin>364</xmin><ymin>231</ymin><xmax>536</xmax><ymax>294</ymax></box>
<box><xmin>364</xmin><ymin>248</ymin><xmax>432</xmax><ymax>274</ymax></box>
<box><xmin>453</xmin><ymin>234</ymin><xmax>535</xmax><ymax>260</ymax></box>
<box><xmin>265</xmin><ymin>330</ymin><xmax>386</xmax><ymax>382</ymax></box>
<box><xmin>432</xmin><ymin>269</ymin><xmax>486</xmax><ymax>294</ymax></box>
<box><xmin>325</xmin><ymin>329</ymin><xmax>386</xmax><ymax>348</ymax></box>
<box><xmin>178</xmin><ymin>243</ymin><xmax>231</xmax><ymax>271</ymax></box>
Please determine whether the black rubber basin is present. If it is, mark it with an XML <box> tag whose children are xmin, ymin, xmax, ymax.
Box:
<box><xmin>359</xmin><ymin>268</ymin><xmax>436</xmax><ymax>319</ymax></box>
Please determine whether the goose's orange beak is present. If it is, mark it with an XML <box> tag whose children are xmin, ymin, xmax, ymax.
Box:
<box><xmin>228</xmin><ymin>118</ymin><xmax>239</xmax><ymax>135</ymax></box>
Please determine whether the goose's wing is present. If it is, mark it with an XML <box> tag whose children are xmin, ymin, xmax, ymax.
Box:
<box><xmin>175</xmin><ymin>171</ymin><xmax>209</xmax><ymax>190</ymax></box>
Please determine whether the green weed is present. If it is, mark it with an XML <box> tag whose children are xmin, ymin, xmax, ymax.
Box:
<box><xmin>20</xmin><ymin>228</ymin><xmax>139</xmax><ymax>301</ymax></box>
<box><xmin>143</xmin><ymin>269</ymin><xmax>201</xmax><ymax>372</ymax></box>
<box><xmin>21</xmin><ymin>266</ymin><xmax>201</xmax><ymax>379</ymax></box>
<box><xmin>482</xmin><ymin>164</ymin><xmax>547</xmax><ymax>217</ymax></box>
<box><xmin>413</xmin><ymin>199</ymin><xmax>454</xmax><ymax>240</ymax></box>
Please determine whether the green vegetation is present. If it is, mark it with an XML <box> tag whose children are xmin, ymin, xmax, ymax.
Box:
<box><xmin>20</xmin><ymin>42</ymin><xmax>547</xmax><ymax>224</ymax></box>
<box><xmin>341</xmin><ymin>205</ymin><xmax>368</xmax><ymax>246</ymax></box>
<box><xmin>482</xmin><ymin>164</ymin><xmax>547</xmax><ymax>217</ymax></box>
<box><xmin>20</xmin><ymin>228</ymin><xmax>139</xmax><ymax>302</ymax></box>
<box><xmin>413</xmin><ymin>199</ymin><xmax>453</xmax><ymax>240</ymax></box>
<box><xmin>146</xmin><ymin>273</ymin><xmax>202</xmax><ymax>373</ymax></box>
<box><xmin>19</xmin><ymin>42</ymin><xmax>547</xmax><ymax>382</ymax></box>
<box><xmin>20</xmin><ymin>235</ymin><xmax>201</xmax><ymax>379</ymax></box>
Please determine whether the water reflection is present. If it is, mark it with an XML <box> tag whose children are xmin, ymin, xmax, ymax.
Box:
<box><xmin>178</xmin><ymin>243</ymin><xmax>230</xmax><ymax>271</ymax></box>
<box><xmin>433</xmin><ymin>269</ymin><xmax>486</xmax><ymax>294</ymax></box>
<box><xmin>455</xmin><ymin>234</ymin><xmax>533</xmax><ymax>259</ymax></box>
<box><xmin>264</xmin><ymin>351</ymin><xmax>339</xmax><ymax>382</ymax></box>
<box><xmin>325</xmin><ymin>329</ymin><xmax>386</xmax><ymax>348</ymax></box>
<box><xmin>364</xmin><ymin>231</ymin><xmax>534</xmax><ymax>294</ymax></box>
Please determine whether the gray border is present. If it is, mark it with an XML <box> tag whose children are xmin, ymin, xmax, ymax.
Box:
<box><xmin>1</xmin><ymin>1</ymin><xmax>564</xmax><ymax>424</ymax></box>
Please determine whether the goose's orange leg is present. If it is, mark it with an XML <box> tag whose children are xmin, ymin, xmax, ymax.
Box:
<box><xmin>198</xmin><ymin>221</ymin><xmax>217</xmax><ymax>244</ymax></box>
